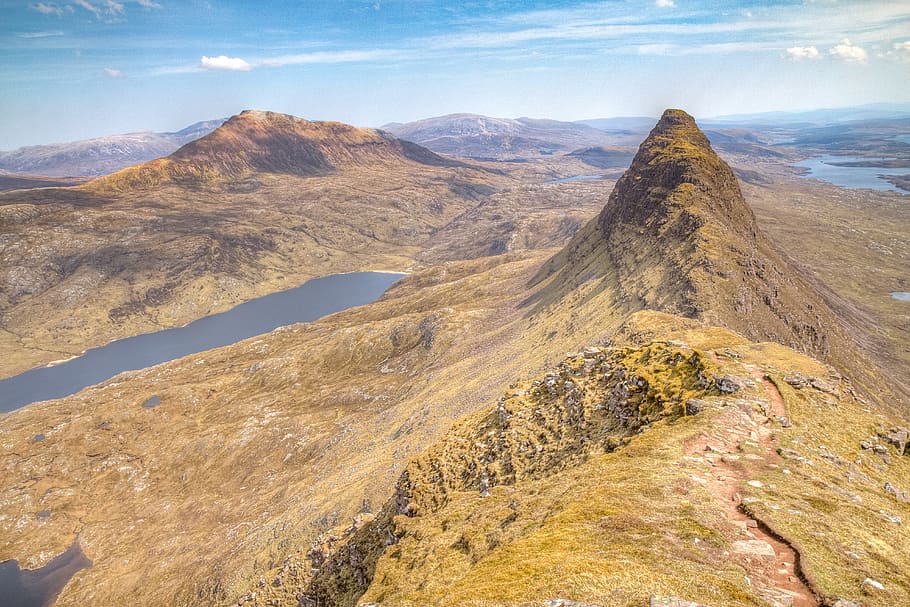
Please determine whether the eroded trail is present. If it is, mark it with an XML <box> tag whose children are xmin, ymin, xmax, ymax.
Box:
<box><xmin>685</xmin><ymin>363</ymin><xmax>819</xmax><ymax>607</ymax></box>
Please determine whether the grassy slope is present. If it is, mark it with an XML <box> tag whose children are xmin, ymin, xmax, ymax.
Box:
<box><xmin>322</xmin><ymin>313</ymin><xmax>910</xmax><ymax>607</ymax></box>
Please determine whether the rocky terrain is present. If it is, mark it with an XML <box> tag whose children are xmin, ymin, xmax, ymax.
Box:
<box><xmin>0</xmin><ymin>109</ymin><xmax>908</xmax><ymax>607</ymax></box>
<box><xmin>0</xmin><ymin>111</ymin><xmax>511</xmax><ymax>378</ymax></box>
<box><xmin>0</xmin><ymin>119</ymin><xmax>225</xmax><ymax>177</ymax></box>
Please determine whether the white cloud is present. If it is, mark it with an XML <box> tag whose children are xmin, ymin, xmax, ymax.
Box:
<box><xmin>103</xmin><ymin>67</ymin><xmax>124</xmax><ymax>78</ymax></box>
<box><xmin>879</xmin><ymin>40</ymin><xmax>910</xmax><ymax>62</ymax></box>
<box><xmin>256</xmin><ymin>49</ymin><xmax>396</xmax><ymax>67</ymax></box>
<box><xmin>135</xmin><ymin>0</ymin><xmax>162</xmax><ymax>7</ymax></box>
<box><xmin>786</xmin><ymin>45</ymin><xmax>820</xmax><ymax>60</ymax></box>
<box><xmin>638</xmin><ymin>43</ymin><xmax>675</xmax><ymax>55</ymax></box>
<box><xmin>73</xmin><ymin>0</ymin><xmax>125</xmax><ymax>19</ymax></box>
<box><xmin>18</xmin><ymin>30</ymin><xmax>64</xmax><ymax>38</ymax></box>
<box><xmin>200</xmin><ymin>55</ymin><xmax>253</xmax><ymax>71</ymax></box>
<box><xmin>828</xmin><ymin>38</ymin><xmax>867</xmax><ymax>62</ymax></box>
<box><xmin>74</xmin><ymin>0</ymin><xmax>102</xmax><ymax>18</ymax></box>
<box><xmin>655</xmin><ymin>0</ymin><xmax>675</xmax><ymax>7</ymax></box>
<box><xmin>31</xmin><ymin>3</ymin><xmax>71</xmax><ymax>16</ymax></box>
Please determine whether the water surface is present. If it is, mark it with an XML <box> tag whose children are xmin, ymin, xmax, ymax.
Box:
<box><xmin>0</xmin><ymin>272</ymin><xmax>402</xmax><ymax>412</ymax></box>
<box><xmin>892</xmin><ymin>292</ymin><xmax>910</xmax><ymax>302</ymax></box>
<box><xmin>794</xmin><ymin>155</ymin><xmax>908</xmax><ymax>193</ymax></box>
<box><xmin>0</xmin><ymin>540</ymin><xmax>91</xmax><ymax>607</ymax></box>
<box><xmin>547</xmin><ymin>174</ymin><xmax>603</xmax><ymax>183</ymax></box>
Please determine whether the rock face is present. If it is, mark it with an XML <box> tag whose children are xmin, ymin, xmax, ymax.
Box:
<box><xmin>531</xmin><ymin>109</ymin><xmax>869</xmax><ymax>380</ymax></box>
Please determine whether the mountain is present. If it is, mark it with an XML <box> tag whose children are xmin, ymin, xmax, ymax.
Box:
<box><xmin>706</xmin><ymin>103</ymin><xmax>910</xmax><ymax>126</ymax></box>
<box><xmin>576</xmin><ymin>116</ymin><xmax>658</xmax><ymax>132</ymax></box>
<box><xmin>0</xmin><ymin>108</ymin><xmax>908</xmax><ymax>607</ymax></box>
<box><xmin>381</xmin><ymin>113</ymin><xmax>619</xmax><ymax>160</ymax></box>
<box><xmin>529</xmin><ymin>110</ymin><xmax>899</xmax><ymax>401</ymax></box>
<box><xmin>0</xmin><ymin>118</ymin><xmax>226</xmax><ymax>177</ymax></box>
<box><xmin>89</xmin><ymin>110</ymin><xmax>466</xmax><ymax>192</ymax></box>
<box><xmin>0</xmin><ymin>110</ymin><xmax>506</xmax><ymax>378</ymax></box>
<box><xmin>298</xmin><ymin>111</ymin><xmax>910</xmax><ymax>607</ymax></box>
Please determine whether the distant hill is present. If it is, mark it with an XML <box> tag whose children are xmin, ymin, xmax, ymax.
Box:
<box><xmin>88</xmin><ymin>110</ymin><xmax>468</xmax><ymax>192</ymax></box>
<box><xmin>382</xmin><ymin>113</ymin><xmax>617</xmax><ymax>160</ymax></box>
<box><xmin>575</xmin><ymin>116</ymin><xmax>657</xmax><ymax>132</ymax></box>
<box><xmin>705</xmin><ymin>103</ymin><xmax>910</xmax><ymax>126</ymax></box>
<box><xmin>0</xmin><ymin>118</ymin><xmax>226</xmax><ymax>177</ymax></box>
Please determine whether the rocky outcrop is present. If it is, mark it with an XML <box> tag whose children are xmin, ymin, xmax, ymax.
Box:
<box><xmin>301</xmin><ymin>339</ymin><xmax>722</xmax><ymax>606</ymax></box>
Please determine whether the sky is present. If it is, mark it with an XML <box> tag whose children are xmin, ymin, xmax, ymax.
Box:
<box><xmin>1</xmin><ymin>0</ymin><xmax>909</xmax><ymax>149</ymax></box>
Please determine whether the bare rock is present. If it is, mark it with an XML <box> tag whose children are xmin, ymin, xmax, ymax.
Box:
<box><xmin>714</xmin><ymin>375</ymin><xmax>750</xmax><ymax>394</ymax></box>
<box><xmin>731</xmin><ymin>539</ymin><xmax>776</xmax><ymax>562</ymax></box>
<box><xmin>686</xmin><ymin>398</ymin><xmax>710</xmax><ymax>415</ymax></box>
<box><xmin>882</xmin><ymin>427</ymin><xmax>909</xmax><ymax>456</ymax></box>
<box><xmin>649</xmin><ymin>596</ymin><xmax>713</xmax><ymax>607</ymax></box>
<box><xmin>884</xmin><ymin>482</ymin><xmax>910</xmax><ymax>503</ymax></box>
<box><xmin>861</xmin><ymin>577</ymin><xmax>885</xmax><ymax>594</ymax></box>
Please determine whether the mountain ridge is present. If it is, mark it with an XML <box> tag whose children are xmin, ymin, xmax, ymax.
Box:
<box><xmin>528</xmin><ymin>109</ymin><xmax>900</xmax><ymax>407</ymax></box>
<box><xmin>0</xmin><ymin>118</ymin><xmax>226</xmax><ymax>177</ymax></box>
<box><xmin>382</xmin><ymin>113</ymin><xmax>620</xmax><ymax>159</ymax></box>
<box><xmin>87</xmin><ymin>110</ymin><xmax>469</xmax><ymax>192</ymax></box>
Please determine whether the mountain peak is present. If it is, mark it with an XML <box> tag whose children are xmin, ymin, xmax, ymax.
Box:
<box><xmin>86</xmin><ymin>110</ymin><xmax>461</xmax><ymax>192</ymax></box>
<box><xmin>531</xmin><ymin>108</ymin><xmax>856</xmax><ymax>365</ymax></box>
<box><xmin>598</xmin><ymin>108</ymin><xmax>755</xmax><ymax>237</ymax></box>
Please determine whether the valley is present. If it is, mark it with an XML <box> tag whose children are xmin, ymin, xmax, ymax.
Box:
<box><xmin>0</xmin><ymin>108</ymin><xmax>908</xmax><ymax>607</ymax></box>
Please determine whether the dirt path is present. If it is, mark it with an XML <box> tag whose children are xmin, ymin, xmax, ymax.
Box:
<box><xmin>684</xmin><ymin>363</ymin><xmax>819</xmax><ymax>607</ymax></box>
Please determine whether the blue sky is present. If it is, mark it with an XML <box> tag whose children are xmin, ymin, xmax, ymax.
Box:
<box><xmin>1</xmin><ymin>0</ymin><xmax>909</xmax><ymax>148</ymax></box>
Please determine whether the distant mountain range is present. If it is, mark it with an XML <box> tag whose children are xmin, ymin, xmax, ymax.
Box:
<box><xmin>704</xmin><ymin>102</ymin><xmax>910</xmax><ymax>126</ymax></box>
<box><xmin>381</xmin><ymin>113</ymin><xmax>621</xmax><ymax>160</ymax></box>
<box><xmin>0</xmin><ymin>118</ymin><xmax>226</xmax><ymax>177</ymax></box>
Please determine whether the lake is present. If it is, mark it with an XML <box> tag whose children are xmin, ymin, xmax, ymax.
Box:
<box><xmin>547</xmin><ymin>174</ymin><xmax>603</xmax><ymax>183</ymax></box>
<box><xmin>0</xmin><ymin>271</ymin><xmax>403</xmax><ymax>413</ymax></box>
<box><xmin>794</xmin><ymin>155</ymin><xmax>909</xmax><ymax>193</ymax></box>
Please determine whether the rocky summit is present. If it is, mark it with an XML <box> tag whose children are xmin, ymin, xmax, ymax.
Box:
<box><xmin>0</xmin><ymin>109</ymin><xmax>908</xmax><ymax>607</ymax></box>
<box><xmin>532</xmin><ymin>109</ymin><xmax>901</xmax><ymax>404</ymax></box>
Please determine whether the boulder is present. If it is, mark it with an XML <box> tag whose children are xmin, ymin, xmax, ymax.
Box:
<box><xmin>882</xmin><ymin>427</ymin><xmax>909</xmax><ymax>455</ymax></box>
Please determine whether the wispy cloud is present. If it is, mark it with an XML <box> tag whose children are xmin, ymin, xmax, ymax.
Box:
<box><xmin>73</xmin><ymin>0</ymin><xmax>102</xmax><ymax>18</ymax></box>
<box><xmin>106</xmin><ymin>0</ymin><xmax>125</xmax><ymax>15</ymax></box>
<box><xmin>879</xmin><ymin>40</ymin><xmax>910</xmax><ymax>62</ymax></box>
<box><xmin>786</xmin><ymin>45</ymin><xmax>820</xmax><ymax>60</ymax></box>
<box><xmin>18</xmin><ymin>30</ymin><xmax>65</xmax><ymax>38</ymax></box>
<box><xmin>135</xmin><ymin>0</ymin><xmax>162</xmax><ymax>7</ymax></box>
<box><xmin>829</xmin><ymin>39</ymin><xmax>868</xmax><ymax>63</ymax></box>
<box><xmin>73</xmin><ymin>0</ymin><xmax>129</xmax><ymax>19</ymax></box>
<box><xmin>103</xmin><ymin>67</ymin><xmax>124</xmax><ymax>77</ymax></box>
<box><xmin>200</xmin><ymin>55</ymin><xmax>252</xmax><ymax>71</ymax></box>
<box><xmin>655</xmin><ymin>0</ymin><xmax>676</xmax><ymax>7</ymax></box>
<box><xmin>31</xmin><ymin>3</ymin><xmax>72</xmax><ymax>16</ymax></box>
<box><xmin>256</xmin><ymin>49</ymin><xmax>398</xmax><ymax>68</ymax></box>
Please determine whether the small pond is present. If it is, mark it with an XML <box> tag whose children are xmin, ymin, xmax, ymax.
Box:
<box><xmin>0</xmin><ymin>540</ymin><xmax>91</xmax><ymax>607</ymax></box>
